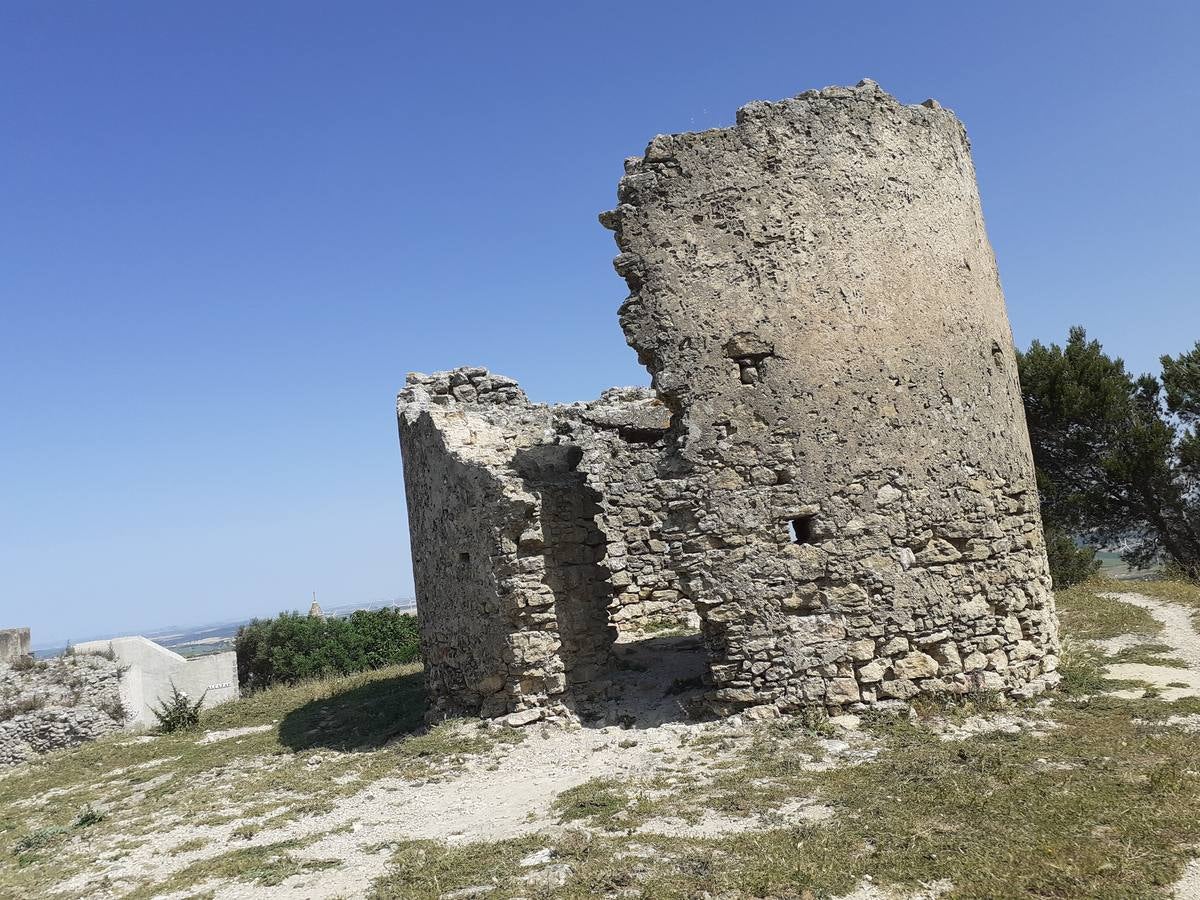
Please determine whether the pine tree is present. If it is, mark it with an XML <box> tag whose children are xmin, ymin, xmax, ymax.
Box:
<box><xmin>1018</xmin><ymin>328</ymin><xmax>1199</xmax><ymax>581</ymax></box>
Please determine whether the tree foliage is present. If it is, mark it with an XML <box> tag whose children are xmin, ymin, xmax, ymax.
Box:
<box><xmin>235</xmin><ymin>608</ymin><xmax>420</xmax><ymax>690</ymax></box>
<box><xmin>1042</xmin><ymin>526</ymin><xmax>1101</xmax><ymax>589</ymax></box>
<box><xmin>1018</xmin><ymin>328</ymin><xmax>1200</xmax><ymax>581</ymax></box>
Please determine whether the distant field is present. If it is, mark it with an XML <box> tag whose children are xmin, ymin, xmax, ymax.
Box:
<box><xmin>1095</xmin><ymin>550</ymin><xmax>1160</xmax><ymax>580</ymax></box>
<box><xmin>1096</xmin><ymin>551</ymin><xmax>1129</xmax><ymax>575</ymax></box>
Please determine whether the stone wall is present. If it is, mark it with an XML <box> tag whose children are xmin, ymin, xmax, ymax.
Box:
<box><xmin>0</xmin><ymin>628</ymin><xmax>31</xmax><ymax>665</ymax></box>
<box><xmin>603</xmin><ymin>80</ymin><xmax>1058</xmax><ymax>713</ymax></box>
<box><xmin>568</xmin><ymin>390</ymin><xmax>697</xmax><ymax>633</ymax></box>
<box><xmin>398</xmin><ymin>373</ymin><xmax>697</xmax><ymax>722</ymax></box>
<box><xmin>0</xmin><ymin>635</ymin><xmax>241</xmax><ymax>765</ymax></box>
<box><xmin>398</xmin><ymin>81</ymin><xmax>1060</xmax><ymax>723</ymax></box>
<box><xmin>0</xmin><ymin>652</ymin><xmax>126</xmax><ymax>767</ymax></box>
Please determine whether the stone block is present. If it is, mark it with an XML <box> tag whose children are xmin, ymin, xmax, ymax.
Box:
<box><xmin>893</xmin><ymin>652</ymin><xmax>939</xmax><ymax>680</ymax></box>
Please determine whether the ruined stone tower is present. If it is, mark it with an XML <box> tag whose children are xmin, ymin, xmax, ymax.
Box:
<box><xmin>398</xmin><ymin>81</ymin><xmax>1060</xmax><ymax>724</ymax></box>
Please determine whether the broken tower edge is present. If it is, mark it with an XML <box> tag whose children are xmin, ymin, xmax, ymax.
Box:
<box><xmin>397</xmin><ymin>81</ymin><xmax>1060</xmax><ymax>725</ymax></box>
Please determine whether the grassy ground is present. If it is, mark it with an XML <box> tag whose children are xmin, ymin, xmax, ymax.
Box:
<box><xmin>1093</xmin><ymin>575</ymin><xmax>1200</xmax><ymax>621</ymax></box>
<box><xmin>5</xmin><ymin>580</ymin><xmax>1200</xmax><ymax>899</ymax></box>
<box><xmin>372</xmin><ymin>579</ymin><xmax>1200</xmax><ymax>900</ymax></box>
<box><xmin>379</xmin><ymin>694</ymin><xmax>1200</xmax><ymax>899</ymax></box>
<box><xmin>0</xmin><ymin>662</ymin><xmax>518</xmax><ymax>898</ymax></box>
<box><xmin>1054</xmin><ymin>581</ymin><xmax>1164</xmax><ymax>640</ymax></box>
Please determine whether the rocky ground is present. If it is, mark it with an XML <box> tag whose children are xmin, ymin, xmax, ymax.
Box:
<box><xmin>2</xmin><ymin>580</ymin><xmax>1200</xmax><ymax>899</ymax></box>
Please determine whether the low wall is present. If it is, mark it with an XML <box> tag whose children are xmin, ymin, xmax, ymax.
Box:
<box><xmin>0</xmin><ymin>628</ymin><xmax>31</xmax><ymax>664</ymax></box>
<box><xmin>74</xmin><ymin>637</ymin><xmax>239</xmax><ymax>727</ymax></box>
<box><xmin>0</xmin><ymin>707</ymin><xmax>122</xmax><ymax>767</ymax></box>
<box><xmin>0</xmin><ymin>652</ymin><xmax>125</xmax><ymax>766</ymax></box>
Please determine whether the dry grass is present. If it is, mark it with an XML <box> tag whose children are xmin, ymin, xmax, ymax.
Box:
<box><xmin>1091</xmin><ymin>576</ymin><xmax>1200</xmax><ymax>609</ymax></box>
<box><xmin>371</xmin><ymin>579</ymin><xmax>1200</xmax><ymax>899</ymax></box>
<box><xmin>9</xmin><ymin>578</ymin><xmax>1200</xmax><ymax>899</ymax></box>
<box><xmin>1055</xmin><ymin>581</ymin><xmax>1163</xmax><ymax>640</ymax></box>
<box><xmin>373</xmin><ymin>693</ymin><xmax>1200</xmax><ymax>899</ymax></box>
<box><xmin>0</xmin><ymin>662</ymin><xmax>521</xmax><ymax>898</ymax></box>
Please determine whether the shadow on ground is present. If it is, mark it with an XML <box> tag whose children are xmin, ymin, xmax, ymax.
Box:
<box><xmin>279</xmin><ymin>669</ymin><xmax>426</xmax><ymax>752</ymax></box>
<box><xmin>588</xmin><ymin>631</ymin><xmax>712</xmax><ymax>730</ymax></box>
<box><xmin>278</xmin><ymin>635</ymin><xmax>708</xmax><ymax>747</ymax></box>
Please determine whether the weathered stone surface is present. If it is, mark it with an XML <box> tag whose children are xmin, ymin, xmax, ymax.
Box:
<box><xmin>878</xmin><ymin>678</ymin><xmax>921</xmax><ymax>700</ymax></box>
<box><xmin>847</xmin><ymin>639</ymin><xmax>876</xmax><ymax>662</ymax></box>
<box><xmin>857</xmin><ymin>659</ymin><xmax>891</xmax><ymax>683</ymax></box>
<box><xmin>894</xmin><ymin>652</ymin><xmax>940</xmax><ymax>680</ymax></box>
<box><xmin>504</xmin><ymin>708</ymin><xmax>544</xmax><ymax>728</ymax></box>
<box><xmin>0</xmin><ymin>651</ymin><xmax>126</xmax><ymax>767</ymax></box>
<box><xmin>397</xmin><ymin>81</ymin><xmax>1059</xmax><ymax>722</ymax></box>
<box><xmin>397</xmin><ymin>377</ymin><xmax>689</xmax><ymax>720</ymax></box>
<box><xmin>963</xmin><ymin>650</ymin><xmax>989</xmax><ymax>672</ymax></box>
<box><xmin>0</xmin><ymin>628</ymin><xmax>30</xmax><ymax>665</ymax></box>
<box><xmin>827</xmin><ymin>677</ymin><xmax>861</xmax><ymax>704</ymax></box>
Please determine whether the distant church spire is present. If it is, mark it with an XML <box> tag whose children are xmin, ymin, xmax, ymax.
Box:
<box><xmin>308</xmin><ymin>591</ymin><xmax>325</xmax><ymax>620</ymax></box>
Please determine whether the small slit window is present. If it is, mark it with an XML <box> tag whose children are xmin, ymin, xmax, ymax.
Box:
<box><xmin>789</xmin><ymin>515</ymin><xmax>816</xmax><ymax>545</ymax></box>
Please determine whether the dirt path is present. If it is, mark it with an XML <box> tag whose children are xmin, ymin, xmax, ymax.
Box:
<box><xmin>1101</xmin><ymin>592</ymin><xmax>1200</xmax><ymax>702</ymax></box>
<box><xmin>53</xmin><ymin>599</ymin><xmax>1200</xmax><ymax>900</ymax></box>
<box><xmin>1100</xmin><ymin>592</ymin><xmax>1200</xmax><ymax>900</ymax></box>
<box><xmin>62</xmin><ymin>635</ymin><xmax>869</xmax><ymax>900</ymax></box>
<box><xmin>1178</xmin><ymin>859</ymin><xmax>1200</xmax><ymax>900</ymax></box>
<box><xmin>220</xmin><ymin>636</ymin><xmax>864</xmax><ymax>898</ymax></box>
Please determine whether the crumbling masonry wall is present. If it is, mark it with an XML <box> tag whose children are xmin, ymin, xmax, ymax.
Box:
<box><xmin>398</xmin><ymin>81</ymin><xmax>1060</xmax><ymax>722</ymax></box>
<box><xmin>397</xmin><ymin>371</ymin><xmax>695</xmax><ymax>721</ymax></box>
<box><xmin>1</xmin><ymin>649</ymin><xmax>126</xmax><ymax>767</ymax></box>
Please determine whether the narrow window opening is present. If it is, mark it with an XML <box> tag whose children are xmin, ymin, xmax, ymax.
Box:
<box><xmin>458</xmin><ymin>551</ymin><xmax>471</xmax><ymax>563</ymax></box>
<box><xmin>736</xmin><ymin>357</ymin><xmax>762</xmax><ymax>384</ymax></box>
<box><xmin>789</xmin><ymin>515</ymin><xmax>816</xmax><ymax>545</ymax></box>
<box><xmin>618</xmin><ymin>426</ymin><xmax>667</xmax><ymax>444</ymax></box>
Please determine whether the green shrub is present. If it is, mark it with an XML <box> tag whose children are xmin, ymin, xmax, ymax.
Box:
<box><xmin>73</xmin><ymin>805</ymin><xmax>106</xmax><ymax>828</ymax></box>
<box><xmin>98</xmin><ymin>696</ymin><xmax>128</xmax><ymax>723</ymax></box>
<box><xmin>1162</xmin><ymin>558</ymin><xmax>1200</xmax><ymax>583</ymax></box>
<box><xmin>86</xmin><ymin>643</ymin><xmax>117</xmax><ymax>662</ymax></box>
<box><xmin>235</xmin><ymin>608</ymin><xmax>419</xmax><ymax>690</ymax></box>
<box><xmin>152</xmin><ymin>684</ymin><xmax>206</xmax><ymax>733</ymax></box>
<box><xmin>1045</xmin><ymin>527</ymin><xmax>1101</xmax><ymax>589</ymax></box>
<box><xmin>14</xmin><ymin>826</ymin><xmax>69</xmax><ymax>854</ymax></box>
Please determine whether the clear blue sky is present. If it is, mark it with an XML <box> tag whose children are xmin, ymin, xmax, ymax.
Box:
<box><xmin>2</xmin><ymin>2</ymin><xmax>1198</xmax><ymax>645</ymax></box>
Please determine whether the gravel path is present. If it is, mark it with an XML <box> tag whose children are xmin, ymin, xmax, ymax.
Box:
<box><xmin>1100</xmin><ymin>592</ymin><xmax>1200</xmax><ymax>667</ymax></box>
<box><xmin>69</xmin><ymin>635</ymin><xmax>867</xmax><ymax>900</ymax></box>
<box><xmin>1178</xmin><ymin>859</ymin><xmax>1200</xmax><ymax>900</ymax></box>
<box><xmin>1100</xmin><ymin>592</ymin><xmax>1200</xmax><ymax>900</ymax></box>
<box><xmin>1101</xmin><ymin>592</ymin><xmax>1200</xmax><ymax>702</ymax></box>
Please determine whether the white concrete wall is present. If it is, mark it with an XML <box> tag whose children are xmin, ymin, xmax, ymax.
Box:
<box><xmin>74</xmin><ymin>636</ymin><xmax>239</xmax><ymax>727</ymax></box>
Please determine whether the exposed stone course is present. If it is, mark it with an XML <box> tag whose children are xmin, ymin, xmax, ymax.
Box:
<box><xmin>0</xmin><ymin>652</ymin><xmax>126</xmax><ymax>766</ymax></box>
<box><xmin>398</xmin><ymin>373</ymin><xmax>695</xmax><ymax>721</ymax></box>
<box><xmin>397</xmin><ymin>81</ymin><xmax>1060</xmax><ymax>723</ymax></box>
